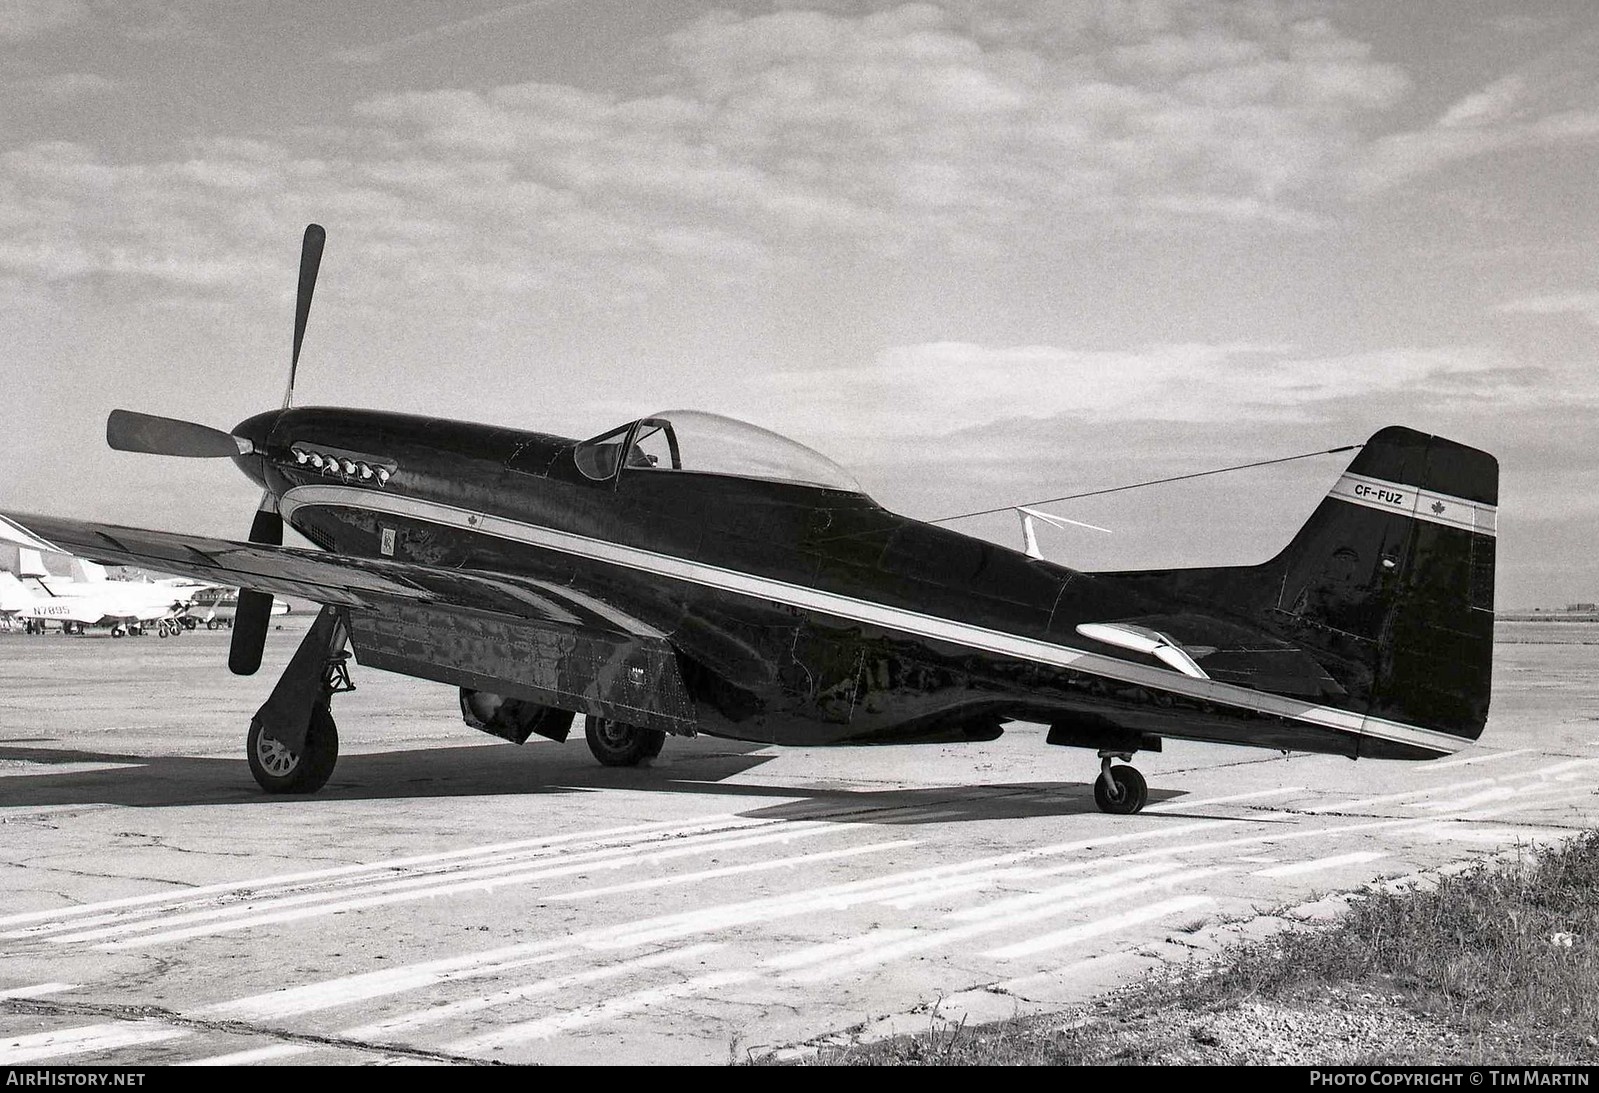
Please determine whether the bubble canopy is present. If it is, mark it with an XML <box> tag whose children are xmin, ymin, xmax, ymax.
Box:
<box><xmin>573</xmin><ymin>410</ymin><xmax>864</xmax><ymax>494</ymax></box>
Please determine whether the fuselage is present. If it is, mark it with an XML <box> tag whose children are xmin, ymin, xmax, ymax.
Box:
<box><xmin>225</xmin><ymin>407</ymin><xmax>1437</xmax><ymax>759</ymax></box>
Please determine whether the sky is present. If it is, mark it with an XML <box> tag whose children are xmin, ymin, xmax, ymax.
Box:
<box><xmin>1</xmin><ymin>0</ymin><xmax>1596</xmax><ymax>607</ymax></box>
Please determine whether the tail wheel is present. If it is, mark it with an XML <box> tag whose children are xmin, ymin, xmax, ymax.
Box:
<box><xmin>584</xmin><ymin>715</ymin><xmax>665</xmax><ymax>767</ymax></box>
<box><xmin>248</xmin><ymin>704</ymin><xmax>339</xmax><ymax>794</ymax></box>
<box><xmin>1094</xmin><ymin>764</ymin><xmax>1148</xmax><ymax>815</ymax></box>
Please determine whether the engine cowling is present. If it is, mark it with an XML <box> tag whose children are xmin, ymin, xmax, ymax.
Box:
<box><xmin>459</xmin><ymin>689</ymin><xmax>575</xmax><ymax>745</ymax></box>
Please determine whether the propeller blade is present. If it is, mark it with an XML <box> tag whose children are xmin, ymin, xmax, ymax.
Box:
<box><xmin>107</xmin><ymin>409</ymin><xmax>253</xmax><ymax>458</ymax></box>
<box><xmin>283</xmin><ymin>223</ymin><xmax>326</xmax><ymax>410</ymax></box>
<box><xmin>228</xmin><ymin>498</ymin><xmax>283</xmax><ymax>676</ymax></box>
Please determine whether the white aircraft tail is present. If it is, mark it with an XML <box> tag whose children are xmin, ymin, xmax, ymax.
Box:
<box><xmin>0</xmin><ymin>570</ymin><xmax>32</xmax><ymax>611</ymax></box>
<box><xmin>18</xmin><ymin>548</ymin><xmax>50</xmax><ymax>578</ymax></box>
<box><xmin>70</xmin><ymin>558</ymin><xmax>109</xmax><ymax>583</ymax></box>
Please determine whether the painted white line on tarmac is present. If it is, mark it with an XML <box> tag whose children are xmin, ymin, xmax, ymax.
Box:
<box><xmin>0</xmin><ymin>811</ymin><xmax>757</xmax><ymax>932</ymax></box>
<box><xmin>1144</xmin><ymin>787</ymin><xmax>1304</xmax><ymax>813</ymax></box>
<box><xmin>763</xmin><ymin>930</ymin><xmax>920</xmax><ymax>972</ymax></box>
<box><xmin>946</xmin><ymin>862</ymin><xmax>1183</xmax><ymax>922</ymax></box>
<box><xmin>871</xmin><ymin>875</ymin><xmax>1022</xmax><ymax>911</ymax></box>
<box><xmin>1024</xmin><ymin>815</ymin><xmax>1429</xmax><ymax>880</ymax></box>
<box><xmin>0</xmin><ymin>983</ymin><xmax>75</xmax><ymax>1000</ymax></box>
<box><xmin>449</xmin><ymin>971</ymin><xmax>753</xmax><ymax>1053</ymax></box>
<box><xmin>591</xmin><ymin>822</ymin><xmax>1231</xmax><ymax>950</ymax></box>
<box><xmin>16</xmin><ymin>814</ymin><xmax>835</xmax><ymax>942</ymax></box>
<box><xmin>1252</xmin><ymin>851</ymin><xmax>1388</xmax><ymax>878</ymax></box>
<box><xmin>1462</xmin><ymin>796</ymin><xmax>1595</xmax><ymax>822</ymax></box>
<box><xmin>1309</xmin><ymin>760</ymin><xmax>1599</xmax><ymax>816</ymax></box>
<box><xmin>193</xmin><ymin>819</ymin><xmax>1243</xmax><ymax>1022</ymax></box>
<box><xmin>1419</xmin><ymin>749</ymin><xmax>1533</xmax><ymax>772</ymax></box>
<box><xmin>546</xmin><ymin>840</ymin><xmax>919</xmax><ymax>902</ymax></box>
<box><xmin>1308</xmin><ymin>777</ymin><xmax>1498</xmax><ymax>814</ymax></box>
<box><xmin>1415</xmin><ymin>822</ymin><xmax>1572</xmax><ymax>843</ymax></box>
<box><xmin>0</xmin><ymin>1021</ymin><xmax>189</xmax><ymax>1064</ymax></box>
<box><xmin>783</xmin><ymin>867</ymin><xmax>1225</xmax><ymax>982</ymax></box>
<box><xmin>208</xmin><ymin>942</ymin><xmax>580</xmax><ymax>1021</ymax></box>
<box><xmin>176</xmin><ymin>1044</ymin><xmax>314</xmax><ymax>1066</ymax></box>
<box><xmin>342</xmin><ymin>943</ymin><xmax>723</xmax><ymax>1039</ymax></box>
<box><xmin>983</xmin><ymin>895</ymin><xmax>1216</xmax><ymax>959</ymax></box>
<box><xmin>1415</xmin><ymin>787</ymin><xmax>1517</xmax><ymax>812</ymax></box>
<box><xmin>85</xmin><ymin>823</ymin><xmax>862</xmax><ymax>949</ymax></box>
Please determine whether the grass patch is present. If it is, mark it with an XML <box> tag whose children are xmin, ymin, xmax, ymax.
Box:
<box><xmin>754</xmin><ymin>832</ymin><xmax>1599</xmax><ymax>1065</ymax></box>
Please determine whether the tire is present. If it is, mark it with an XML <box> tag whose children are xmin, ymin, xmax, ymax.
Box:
<box><xmin>247</xmin><ymin>704</ymin><xmax>339</xmax><ymax>794</ymax></box>
<box><xmin>1093</xmin><ymin>765</ymin><xmax>1148</xmax><ymax>815</ymax></box>
<box><xmin>584</xmin><ymin>716</ymin><xmax>665</xmax><ymax>767</ymax></box>
<box><xmin>206</xmin><ymin>619</ymin><xmax>220</xmax><ymax>631</ymax></box>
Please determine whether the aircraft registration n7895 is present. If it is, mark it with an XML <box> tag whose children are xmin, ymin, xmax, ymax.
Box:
<box><xmin>0</xmin><ymin>226</ymin><xmax>1498</xmax><ymax>812</ymax></box>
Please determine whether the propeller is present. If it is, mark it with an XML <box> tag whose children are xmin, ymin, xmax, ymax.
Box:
<box><xmin>103</xmin><ymin>223</ymin><xmax>327</xmax><ymax>677</ymax></box>
<box><xmin>228</xmin><ymin>498</ymin><xmax>283</xmax><ymax>676</ymax></box>
<box><xmin>107</xmin><ymin>410</ymin><xmax>255</xmax><ymax>458</ymax></box>
<box><xmin>233</xmin><ymin>223</ymin><xmax>325</xmax><ymax>675</ymax></box>
<box><xmin>285</xmin><ymin>223</ymin><xmax>325</xmax><ymax>410</ymax></box>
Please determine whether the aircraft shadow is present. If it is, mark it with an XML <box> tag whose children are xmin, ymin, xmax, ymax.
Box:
<box><xmin>0</xmin><ymin>738</ymin><xmax>1195</xmax><ymax>822</ymax></box>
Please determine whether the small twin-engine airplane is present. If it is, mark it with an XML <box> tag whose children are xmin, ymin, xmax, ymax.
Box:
<box><xmin>0</xmin><ymin>226</ymin><xmax>1498</xmax><ymax>811</ymax></box>
<box><xmin>0</xmin><ymin>549</ymin><xmax>198</xmax><ymax>636</ymax></box>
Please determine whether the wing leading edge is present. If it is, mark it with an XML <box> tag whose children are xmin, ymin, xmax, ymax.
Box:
<box><xmin>0</xmin><ymin>510</ymin><xmax>697</xmax><ymax>735</ymax></box>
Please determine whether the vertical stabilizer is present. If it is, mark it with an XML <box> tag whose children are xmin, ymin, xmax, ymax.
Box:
<box><xmin>1267</xmin><ymin>426</ymin><xmax>1497</xmax><ymax>748</ymax></box>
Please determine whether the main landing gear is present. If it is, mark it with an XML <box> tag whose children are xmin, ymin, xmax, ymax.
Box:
<box><xmin>1093</xmin><ymin>752</ymin><xmax>1149</xmax><ymax>815</ymax></box>
<box><xmin>245</xmin><ymin>606</ymin><xmax>354</xmax><ymax>794</ymax></box>
<box><xmin>584</xmin><ymin>715</ymin><xmax>666</xmax><ymax>767</ymax></box>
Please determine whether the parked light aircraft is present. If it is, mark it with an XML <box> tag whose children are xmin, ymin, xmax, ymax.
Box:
<box><xmin>181</xmin><ymin>585</ymin><xmax>290</xmax><ymax>630</ymax></box>
<box><xmin>0</xmin><ymin>226</ymin><xmax>1498</xmax><ymax>808</ymax></box>
<box><xmin>0</xmin><ymin>549</ymin><xmax>198</xmax><ymax>636</ymax></box>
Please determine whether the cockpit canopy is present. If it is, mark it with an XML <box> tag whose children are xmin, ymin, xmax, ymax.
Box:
<box><xmin>574</xmin><ymin>410</ymin><xmax>863</xmax><ymax>494</ymax></box>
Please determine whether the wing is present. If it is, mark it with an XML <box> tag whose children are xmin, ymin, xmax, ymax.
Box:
<box><xmin>0</xmin><ymin>511</ymin><xmax>697</xmax><ymax>734</ymax></box>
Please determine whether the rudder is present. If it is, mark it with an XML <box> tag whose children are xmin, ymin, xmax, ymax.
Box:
<box><xmin>1269</xmin><ymin>426</ymin><xmax>1497</xmax><ymax>752</ymax></box>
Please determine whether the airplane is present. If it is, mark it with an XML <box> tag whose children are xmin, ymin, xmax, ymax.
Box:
<box><xmin>0</xmin><ymin>547</ymin><xmax>198</xmax><ymax>637</ymax></box>
<box><xmin>0</xmin><ymin>225</ymin><xmax>1497</xmax><ymax>810</ymax></box>
<box><xmin>182</xmin><ymin>585</ymin><xmax>291</xmax><ymax>631</ymax></box>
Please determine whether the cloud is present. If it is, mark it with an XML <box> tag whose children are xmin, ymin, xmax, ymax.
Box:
<box><xmin>1345</xmin><ymin>23</ymin><xmax>1599</xmax><ymax>195</ymax></box>
<box><xmin>745</xmin><ymin>342</ymin><xmax>1512</xmax><ymax>442</ymax></box>
<box><xmin>0</xmin><ymin>0</ymin><xmax>87</xmax><ymax>41</ymax></box>
<box><xmin>0</xmin><ymin>2</ymin><xmax>1428</xmax><ymax>298</ymax></box>
<box><xmin>0</xmin><ymin>1</ymin><xmax>1583</xmax><ymax>307</ymax></box>
<box><xmin>5</xmin><ymin>72</ymin><xmax>116</xmax><ymax>98</ymax></box>
<box><xmin>330</xmin><ymin>1</ymin><xmax>574</xmax><ymax>65</ymax></box>
<box><xmin>1498</xmin><ymin>291</ymin><xmax>1599</xmax><ymax>327</ymax></box>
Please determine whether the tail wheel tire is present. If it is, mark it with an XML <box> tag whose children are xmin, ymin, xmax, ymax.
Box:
<box><xmin>584</xmin><ymin>716</ymin><xmax>665</xmax><ymax>767</ymax></box>
<box><xmin>1094</xmin><ymin>764</ymin><xmax>1148</xmax><ymax>815</ymax></box>
<box><xmin>248</xmin><ymin>704</ymin><xmax>339</xmax><ymax>794</ymax></box>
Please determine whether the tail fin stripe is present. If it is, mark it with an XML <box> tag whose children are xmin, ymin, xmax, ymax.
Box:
<box><xmin>1328</xmin><ymin>472</ymin><xmax>1497</xmax><ymax>537</ymax></box>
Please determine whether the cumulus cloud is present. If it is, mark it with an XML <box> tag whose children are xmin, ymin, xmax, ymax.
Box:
<box><xmin>0</xmin><ymin>1</ymin><xmax>1590</xmax><ymax>307</ymax></box>
<box><xmin>0</xmin><ymin>0</ymin><xmax>1426</xmax><ymax>303</ymax></box>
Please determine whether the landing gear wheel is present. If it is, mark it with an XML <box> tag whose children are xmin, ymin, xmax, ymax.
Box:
<box><xmin>1094</xmin><ymin>764</ymin><xmax>1148</xmax><ymax>815</ymax></box>
<box><xmin>584</xmin><ymin>716</ymin><xmax>665</xmax><ymax>767</ymax></box>
<box><xmin>248</xmin><ymin>704</ymin><xmax>339</xmax><ymax>794</ymax></box>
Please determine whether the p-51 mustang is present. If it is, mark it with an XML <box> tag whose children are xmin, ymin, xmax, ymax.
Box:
<box><xmin>0</xmin><ymin>226</ymin><xmax>1498</xmax><ymax>811</ymax></box>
